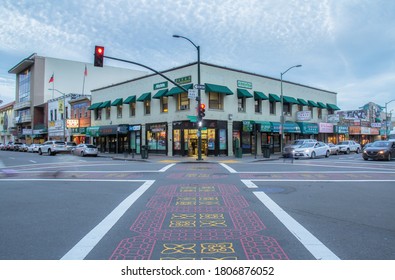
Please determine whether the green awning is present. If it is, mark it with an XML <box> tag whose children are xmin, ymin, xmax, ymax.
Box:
<box><xmin>87</xmin><ymin>102</ymin><xmax>103</xmax><ymax>110</ymax></box>
<box><xmin>99</xmin><ymin>100</ymin><xmax>111</xmax><ymax>108</ymax></box>
<box><xmin>327</xmin><ymin>103</ymin><xmax>341</xmax><ymax>110</ymax></box>
<box><xmin>254</xmin><ymin>91</ymin><xmax>268</xmax><ymax>100</ymax></box>
<box><xmin>123</xmin><ymin>95</ymin><xmax>136</xmax><ymax>104</ymax></box>
<box><xmin>271</xmin><ymin>122</ymin><xmax>301</xmax><ymax>133</ymax></box>
<box><xmin>166</xmin><ymin>84</ymin><xmax>193</xmax><ymax>96</ymax></box>
<box><xmin>269</xmin><ymin>94</ymin><xmax>281</xmax><ymax>102</ymax></box>
<box><xmin>317</xmin><ymin>102</ymin><xmax>327</xmax><ymax>109</ymax></box>
<box><xmin>255</xmin><ymin>121</ymin><xmax>271</xmax><ymax>132</ymax></box>
<box><xmin>205</xmin><ymin>83</ymin><xmax>233</xmax><ymax>95</ymax></box>
<box><xmin>237</xmin><ymin>88</ymin><xmax>253</xmax><ymax>98</ymax></box>
<box><xmin>297</xmin><ymin>98</ymin><xmax>308</xmax><ymax>106</ymax></box>
<box><xmin>111</xmin><ymin>98</ymin><xmax>123</xmax><ymax>106</ymax></box>
<box><xmin>152</xmin><ymin>89</ymin><xmax>168</xmax><ymax>99</ymax></box>
<box><xmin>307</xmin><ymin>100</ymin><xmax>318</xmax><ymax>107</ymax></box>
<box><xmin>86</xmin><ymin>126</ymin><xmax>100</xmax><ymax>137</ymax></box>
<box><xmin>297</xmin><ymin>122</ymin><xmax>319</xmax><ymax>134</ymax></box>
<box><xmin>137</xmin><ymin>92</ymin><xmax>151</xmax><ymax>102</ymax></box>
<box><xmin>283</xmin><ymin>96</ymin><xmax>300</xmax><ymax>104</ymax></box>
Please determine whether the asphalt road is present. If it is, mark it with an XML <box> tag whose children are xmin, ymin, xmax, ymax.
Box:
<box><xmin>0</xmin><ymin>151</ymin><xmax>394</xmax><ymax>260</ymax></box>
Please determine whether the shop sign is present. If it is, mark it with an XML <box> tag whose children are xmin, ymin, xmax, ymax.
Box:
<box><xmin>349</xmin><ymin>126</ymin><xmax>361</xmax><ymax>135</ymax></box>
<box><xmin>153</xmin><ymin>81</ymin><xmax>168</xmax><ymax>90</ymax></box>
<box><xmin>371</xmin><ymin>122</ymin><xmax>382</xmax><ymax>128</ymax></box>
<box><xmin>242</xmin><ymin>120</ymin><xmax>254</xmax><ymax>132</ymax></box>
<box><xmin>22</xmin><ymin>129</ymin><xmax>32</xmax><ymax>135</ymax></box>
<box><xmin>237</xmin><ymin>80</ymin><xmax>252</xmax><ymax>89</ymax></box>
<box><xmin>338</xmin><ymin>110</ymin><xmax>367</xmax><ymax>120</ymax></box>
<box><xmin>99</xmin><ymin>125</ymin><xmax>118</xmax><ymax>135</ymax></box>
<box><xmin>33</xmin><ymin>129</ymin><xmax>45</xmax><ymax>135</ymax></box>
<box><xmin>86</xmin><ymin>126</ymin><xmax>100</xmax><ymax>137</ymax></box>
<box><xmin>67</xmin><ymin>119</ymin><xmax>79</xmax><ymax>128</ymax></box>
<box><xmin>257</xmin><ymin>121</ymin><xmax>271</xmax><ymax>132</ymax></box>
<box><xmin>334</xmin><ymin>125</ymin><xmax>349</xmax><ymax>134</ymax></box>
<box><xmin>129</xmin><ymin>125</ymin><xmax>141</xmax><ymax>131</ymax></box>
<box><xmin>151</xmin><ymin>124</ymin><xmax>166</xmax><ymax>132</ymax></box>
<box><xmin>319</xmin><ymin>123</ymin><xmax>334</xmax><ymax>133</ymax></box>
<box><xmin>296</xmin><ymin>111</ymin><xmax>312</xmax><ymax>121</ymax></box>
<box><xmin>371</xmin><ymin>128</ymin><xmax>379</xmax><ymax>135</ymax></box>
<box><xmin>297</xmin><ymin>122</ymin><xmax>319</xmax><ymax>134</ymax></box>
<box><xmin>175</xmin><ymin>75</ymin><xmax>191</xmax><ymax>84</ymax></box>
<box><xmin>327</xmin><ymin>114</ymin><xmax>340</xmax><ymax>123</ymax></box>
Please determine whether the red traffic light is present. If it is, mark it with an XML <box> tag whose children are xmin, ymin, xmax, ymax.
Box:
<box><xmin>200</xmin><ymin>103</ymin><xmax>206</xmax><ymax>109</ymax></box>
<box><xmin>94</xmin><ymin>45</ymin><xmax>105</xmax><ymax>67</ymax></box>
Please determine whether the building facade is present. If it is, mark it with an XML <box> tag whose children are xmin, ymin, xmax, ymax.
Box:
<box><xmin>0</xmin><ymin>102</ymin><xmax>16</xmax><ymax>144</ymax></box>
<box><xmin>8</xmin><ymin>53</ymin><xmax>146</xmax><ymax>143</ymax></box>
<box><xmin>90</xmin><ymin>62</ymin><xmax>340</xmax><ymax>156</ymax></box>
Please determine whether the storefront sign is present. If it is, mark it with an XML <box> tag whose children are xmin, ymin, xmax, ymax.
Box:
<box><xmin>99</xmin><ymin>125</ymin><xmax>118</xmax><ymax>135</ymax></box>
<box><xmin>175</xmin><ymin>76</ymin><xmax>191</xmax><ymax>84</ymax></box>
<box><xmin>67</xmin><ymin>119</ymin><xmax>79</xmax><ymax>128</ymax></box>
<box><xmin>297</xmin><ymin>122</ymin><xmax>319</xmax><ymax>134</ymax></box>
<box><xmin>257</xmin><ymin>121</ymin><xmax>271</xmax><ymax>132</ymax></box>
<box><xmin>319</xmin><ymin>123</ymin><xmax>334</xmax><ymax>133</ymax></box>
<box><xmin>327</xmin><ymin>114</ymin><xmax>340</xmax><ymax>123</ymax></box>
<box><xmin>237</xmin><ymin>80</ymin><xmax>252</xmax><ymax>89</ymax></box>
<box><xmin>242</xmin><ymin>120</ymin><xmax>254</xmax><ymax>132</ymax></box>
<box><xmin>86</xmin><ymin>126</ymin><xmax>100</xmax><ymax>137</ymax></box>
<box><xmin>151</xmin><ymin>124</ymin><xmax>166</xmax><ymax>133</ymax></box>
<box><xmin>296</xmin><ymin>111</ymin><xmax>312</xmax><ymax>121</ymax></box>
<box><xmin>371</xmin><ymin>122</ymin><xmax>382</xmax><ymax>128</ymax></box>
<box><xmin>153</xmin><ymin>81</ymin><xmax>168</xmax><ymax>90</ymax></box>
<box><xmin>337</xmin><ymin>110</ymin><xmax>367</xmax><ymax>120</ymax></box>
<box><xmin>349</xmin><ymin>126</ymin><xmax>361</xmax><ymax>135</ymax></box>
<box><xmin>129</xmin><ymin>125</ymin><xmax>141</xmax><ymax>131</ymax></box>
<box><xmin>334</xmin><ymin>125</ymin><xmax>349</xmax><ymax>134</ymax></box>
<box><xmin>22</xmin><ymin>129</ymin><xmax>32</xmax><ymax>135</ymax></box>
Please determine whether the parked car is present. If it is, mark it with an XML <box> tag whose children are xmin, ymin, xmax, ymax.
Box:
<box><xmin>38</xmin><ymin>141</ymin><xmax>67</xmax><ymax>155</ymax></box>
<box><xmin>327</xmin><ymin>142</ymin><xmax>339</xmax><ymax>155</ymax></box>
<box><xmin>293</xmin><ymin>141</ymin><xmax>331</xmax><ymax>159</ymax></box>
<box><xmin>71</xmin><ymin>144</ymin><xmax>98</xmax><ymax>157</ymax></box>
<box><xmin>19</xmin><ymin>144</ymin><xmax>29</xmax><ymax>152</ymax></box>
<box><xmin>13</xmin><ymin>142</ymin><xmax>23</xmax><ymax>151</ymax></box>
<box><xmin>27</xmin><ymin>144</ymin><xmax>41</xmax><ymax>153</ymax></box>
<box><xmin>66</xmin><ymin>141</ymin><xmax>77</xmax><ymax>151</ymax></box>
<box><xmin>0</xmin><ymin>143</ymin><xmax>5</xmax><ymax>150</ymax></box>
<box><xmin>337</xmin><ymin>140</ymin><xmax>361</xmax><ymax>154</ymax></box>
<box><xmin>282</xmin><ymin>139</ymin><xmax>317</xmax><ymax>157</ymax></box>
<box><xmin>362</xmin><ymin>140</ymin><xmax>395</xmax><ymax>161</ymax></box>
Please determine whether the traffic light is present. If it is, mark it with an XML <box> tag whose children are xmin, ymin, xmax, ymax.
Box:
<box><xmin>198</xmin><ymin>103</ymin><xmax>206</xmax><ymax>120</ymax></box>
<box><xmin>94</xmin><ymin>45</ymin><xmax>104</xmax><ymax>67</ymax></box>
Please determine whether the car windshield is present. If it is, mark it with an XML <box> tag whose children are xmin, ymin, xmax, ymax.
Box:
<box><xmin>293</xmin><ymin>140</ymin><xmax>306</xmax><ymax>145</ymax></box>
<box><xmin>338</xmin><ymin>141</ymin><xmax>349</xmax><ymax>145</ymax></box>
<box><xmin>371</xmin><ymin>141</ymin><xmax>390</xmax><ymax>147</ymax></box>
<box><xmin>300</xmin><ymin>143</ymin><xmax>315</xmax><ymax>148</ymax></box>
<box><xmin>86</xmin><ymin>145</ymin><xmax>96</xmax><ymax>148</ymax></box>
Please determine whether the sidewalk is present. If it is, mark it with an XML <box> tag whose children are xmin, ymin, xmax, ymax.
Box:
<box><xmin>101</xmin><ymin>152</ymin><xmax>282</xmax><ymax>163</ymax></box>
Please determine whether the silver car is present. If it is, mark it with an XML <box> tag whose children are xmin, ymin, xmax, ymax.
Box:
<box><xmin>337</xmin><ymin>140</ymin><xmax>361</xmax><ymax>154</ymax></box>
<box><xmin>72</xmin><ymin>144</ymin><xmax>98</xmax><ymax>157</ymax></box>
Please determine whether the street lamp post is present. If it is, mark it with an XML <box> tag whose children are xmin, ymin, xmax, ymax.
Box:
<box><xmin>48</xmin><ymin>88</ymin><xmax>67</xmax><ymax>141</ymax></box>
<box><xmin>173</xmin><ymin>34</ymin><xmax>203</xmax><ymax>160</ymax></box>
<box><xmin>280</xmin><ymin>65</ymin><xmax>302</xmax><ymax>155</ymax></box>
<box><xmin>385</xmin><ymin>99</ymin><xmax>395</xmax><ymax>139</ymax></box>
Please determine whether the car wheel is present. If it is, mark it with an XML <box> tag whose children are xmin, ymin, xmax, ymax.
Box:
<box><xmin>38</xmin><ymin>149</ymin><xmax>42</xmax><ymax>155</ymax></box>
<box><xmin>325</xmin><ymin>150</ymin><xmax>330</xmax><ymax>158</ymax></box>
<box><xmin>81</xmin><ymin>151</ymin><xmax>85</xmax><ymax>157</ymax></box>
<box><xmin>346</xmin><ymin>148</ymin><xmax>350</xmax><ymax>154</ymax></box>
<box><xmin>356</xmin><ymin>148</ymin><xmax>360</xmax><ymax>154</ymax></box>
<box><xmin>48</xmin><ymin>149</ymin><xmax>52</xmax><ymax>155</ymax></box>
<box><xmin>311</xmin><ymin>152</ymin><xmax>316</xmax><ymax>159</ymax></box>
<box><xmin>363</xmin><ymin>157</ymin><xmax>368</xmax><ymax>161</ymax></box>
<box><xmin>387</xmin><ymin>153</ymin><xmax>391</xmax><ymax>161</ymax></box>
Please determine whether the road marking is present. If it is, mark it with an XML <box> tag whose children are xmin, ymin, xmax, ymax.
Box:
<box><xmin>219</xmin><ymin>163</ymin><xmax>237</xmax><ymax>173</ymax></box>
<box><xmin>159</xmin><ymin>163</ymin><xmax>176</xmax><ymax>172</ymax></box>
<box><xmin>242</xmin><ymin>179</ymin><xmax>395</xmax><ymax>185</ymax></box>
<box><xmin>252</xmin><ymin>189</ymin><xmax>340</xmax><ymax>260</ymax></box>
<box><xmin>61</xmin><ymin>180</ymin><xmax>155</xmax><ymax>260</ymax></box>
<box><xmin>241</xmin><ymin>179</ymin><xmax>258</xmax><ymax>188</ymax></box>
<box><xmin>29</xmin><ymin>160</ymin><xmax>37</xmax><ymax>163</ymax></box>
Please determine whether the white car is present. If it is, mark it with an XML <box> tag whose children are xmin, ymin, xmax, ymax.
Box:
<box><xmin>293</xmin><ymin>141</ymin><xmax>331</xmax><ymax>159</ymax></box>
<box><xmin>71</xmin><ymin>144</ymin><xmax>98</xmax><ymax>157</ymax></box>
<box><xmin>27</xmin><ymin>144</ymin><xmax>41</xmax><ymax>153</ymax></box>
<box><xmin>38</xmin><ymin>141</ymin><xmax>67</xmax><ymax>155</ymax></box>
<box><xmin>337</xmin><ymin>140</ymin><xmax>361</xmax><ymax>154</ymax></box>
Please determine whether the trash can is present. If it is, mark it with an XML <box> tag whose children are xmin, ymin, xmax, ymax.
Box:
<box><xmin>141</xmin><ymin>145</ymin><xmax>149</xmax><ymax>159</ymax></box>
<box><xmin>262</xmin><ymin>144</ymin><xmax>271</xmax><ymax>158</ymax></box>
<box><xmin>235</xmin><ymin>147</ymin><xmax>242</xmax><ymax>158</ymax></box>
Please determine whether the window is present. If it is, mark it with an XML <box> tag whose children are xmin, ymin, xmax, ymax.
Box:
<box><xmin>238</xmin><ymin>97</ymin><xmax>245</xmax><ymax>112</ymax></box>
<box><xmin>65</xmin><ymin>106</ymin><xmax>69</xmax><ymax>119</ymax></box>
<box><xmin>298</xmin><ymin>104</ymin><xmax>303</xmax><ymax>111</ymax></box>
<box><xmin>209</xmin><ymin>92</ymin><xmax>223</xmax><ymax>110</ymax></box>
<box><xmin>18</xmin><ymin>69</ymin><xmax>31</xmax><ymax>103</ymax></box>
<box><xmin>254</xmin><ymin>99</ymin><xmax>261</xmax><ymax>113</ymax></box>
<box><xmin>161</xmin><ymin>96</ymin><xmax>168</xmax><ymax>113</ymax></box>
<box><xmin>95</xmin><ymin>108</ymin><xmax>102</xmax><ymax>120</ymax></box>
<box><xmin>318</xmin><ymin>108</ymin><xmax>322</xmax><ymax>119</ymax></box>
<box><xmin>309</xmin><ymin>106</ymin><xmax>314</xmax><ymax>118</ymax></box>
<box><xmin>54</xmin><ymin>109</ymin><xmax>57</xmax><ymax>121</ymax></box>
<box><xmin>106</xmin><ymin>107</ymin><xmax>111</xmax><ymax>119</ymax></box>
<box><xmin>144</xmin><ymin>100</ymin><xmax>151</xmax><ymax>115</ymax></box>
<box><xmin>269</xmin><ymin>101</ymin><xmax>276</xmax><ymax>115</ymax></box>
<box><xmin>50</xmin><ymin>110</ymin><xmax>54</xmax><ymax>121</ymax></box>
<box><xmin>129</xmin><ymin>103</ymin><xmax>136</xmax><ymax>117</ymax></box>
<box><xmin>177</xmin><ymin>93</ymin><xmax>189</xmax><ymax>110</ymax></box>
<box><xmin>117</xmin><ymin>105</ymin><xmax>122</xmax><ymax>118</ymax></box>
<box><xmin>283</xmin><ymin>103</ymin><xmax>292</xmax><ymax>116</ymax></box>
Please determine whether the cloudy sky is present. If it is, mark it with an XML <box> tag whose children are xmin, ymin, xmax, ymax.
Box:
<box><xmin>1</xmin><ymin>0</ymin><xmax>395</xmax><ymax>113</ymax></box>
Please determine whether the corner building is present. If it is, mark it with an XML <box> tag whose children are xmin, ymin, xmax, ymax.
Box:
<box><xmin>90</xmin><ymin>62</ymin><xmax>339</xmax><ymax>156</ymax></box>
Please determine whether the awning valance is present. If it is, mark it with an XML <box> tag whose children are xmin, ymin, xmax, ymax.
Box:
<box><xmin>317</xmin><ymin>102</ymin><xmax>327</xmax><ymax>109</ymax></box>
<box><xmin>307</xmin><ymin>100</ymin><xmax>318</xmax><ymax>107</ymax></box>
<box><xmin>269</xmin><ymin>94</ymin><xmax>281</xmax><ymax>102</ymax></box>
<box><xmin>205</xmin><ymin>83</ymin><xmax>233</xmax><ymax>95</ymax></box>
<box><xmin>99</xmin><ymin>100</ymin><xmax>111</xmax><ymax>108</ymax></box>
<box><xmin>166</xmin><ymin>84</ymin><xmax>193</xmax><ymax>96</ymax></box>
<box><xmin>152</xmin><ymin>89</ymin><xmax>168</xmax><ymax>99</ymax></box>
<box><xmin>327</xmin><ymin>103</ymin><xmax>341</xmax><ymax>110</ymax></box>
<box><xmin>254</xmin><ymin>91</ymin><xmax>268</xmax><ymax>100</ymax></box>
<box><xmin>297</xmin><ymin>98</ymin><xmax>308</xmax><ymax>106</ymax></box>
<box><xmin>111</xmin><ymin>98</ymin><xmax>123</xmax><ymax>106</ymax></box>
<box><xmin>123</xmin><ymin>95</ymin><xmax>136</xmax><ymax>104</ymax></box>
<box><xmin>237</xmin><ymin>88</ymin><xmax>253</xmax><ymax>98</ymax></box>
<box><xmin>87</xmin><ymin>102</ymin><xmax>102</xmax><ymax>110</ymax></box>
<box><xmin>137</xmin><ymin>92</ymin><xmax>151</xmax><ymax>102</ymax></box>
<box><xmin>283</xmin><ymin>96</ymin><xmax>300</xmax><ymax>104</ymax></box>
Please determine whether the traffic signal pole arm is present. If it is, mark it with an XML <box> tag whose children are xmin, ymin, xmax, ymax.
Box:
<box><xmin>102</xmin><ymin>55</ymin><xmax>188</xmax><ymax>93</ymax></box>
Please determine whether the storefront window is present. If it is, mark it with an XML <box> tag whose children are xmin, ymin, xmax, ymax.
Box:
<box><xmin>174</xmin><ymin>129</ymin><xmax>181</xmax><ymax>150</ymax></box>
<box><xmin>177</xmin><ymin>93</ymin><xmax>189</xmax><ymax>110</ymax></box>
<box><xmin>209</xmin><ymin>92</ymin><xmax>223</xmax><ymax>110</ymax></box>
<box><xmin>208</xmin><ymin>129</ymin><xmax>215</xmax><ymax>150</ymax></box>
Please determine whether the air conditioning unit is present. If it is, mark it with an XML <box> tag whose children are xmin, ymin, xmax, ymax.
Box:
<box><xmin>238</xmin><ymin>107</ymin><xmax>244</xmax><ymax>112</ymax></box>
<box><xmin>180</xmin><ymin>105</ymin><xmax>188</xmax><ymax>110</ymax></box>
